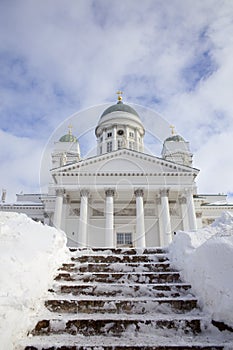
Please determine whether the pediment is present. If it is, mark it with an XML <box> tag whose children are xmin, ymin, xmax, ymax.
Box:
<box><xmin>52</xmin><ymin>149</ymin><xmax>199</xmax><ymax>176</ymax></box>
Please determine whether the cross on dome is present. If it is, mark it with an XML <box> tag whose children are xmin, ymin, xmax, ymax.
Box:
<box><xmin>116</xmin><ymin>90</ymin><xmax>123</xmax><ymax>102</ymax></box>
<box><xmin>170</xmin><ymin>125</ymin><xmax>175</xmax><ymax>135</ymax></box>
<box><xmin>68</xmin><ymin>124</ymin><xmax>73</xmax><ymax>135</ymax></box>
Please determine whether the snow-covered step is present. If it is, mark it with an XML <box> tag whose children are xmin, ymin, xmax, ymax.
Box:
<box><xmin>55</xmin><ymin>271</ymin><xmax>181</xmax><ymax>283</ymax></box>
<box><xmin>31</xmin><ymin>313</ymin><xmax>202</xmax><ymax>336</ymax></box>
<box><xmin>45</xmin><ymin>296</ymin><xmax>198</xmax><ymax>313</ymax></box>
<box><xmin>72</xmin><ymin>253</ymin><xmax>169</xmax><ymax>263</ymax></box>
<box><xmin>19</xmin><ymin>333</ymin><xmax>228</xmax><ymax>350</ymax></box>
<box><xmin>59</xmin><ymin>261</ymin><xmax>172</xmax><ymax>273</ymax></box>
<box><xmin>22</xmin><ymin>344</ymin><xmax>225</xmax><ymax>350</ymax></box>
<box><xmin>57</xmin><ymin>282</ymin><xmax>192</xmax><ymax>297</ymax></box>
<box><xmin>70</xmin><ymin>247</ymin><xmax>167</xmax><ymax>255</ymax></box>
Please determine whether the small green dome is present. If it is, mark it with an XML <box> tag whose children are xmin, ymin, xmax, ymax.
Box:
<box><xmin>100</xmin><ymin>101</ymin><xmax>140</xmax><ymax>119</ymax></box>
<box><xmin>59</xmin><ymin>134</ymin><xmax>78</xmax><ymax>143</ymax></box>
<box><xmin>165</xmin><ymin>134</ymin><xmax>185</xmax><ymax>142</ymax></box>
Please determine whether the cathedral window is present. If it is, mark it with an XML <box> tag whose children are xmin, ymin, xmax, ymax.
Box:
<box><xmin>129</xmin><ymin>141</ymin><xmax>134</xmax><ymax>150</ymax></box>
<box><xmin>118</xmin><ymin>140</ymin><xmax>122</xmax><ymax>149</ymax></box>
<box><xmin>129</xmin><ymin>131</ymin><xmax>134</xmax><ymax>138</ymax></box>
<box><xmin>107</xmin><ymin>132</ymin><xmax>112</xmax><ymax>138</ymax></box>
<box><xmin>107</xmin><ymin>141</ymin><xmax>112</xmax><ymax>152</ymax></box>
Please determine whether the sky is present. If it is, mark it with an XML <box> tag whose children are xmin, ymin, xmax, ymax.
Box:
<box><xmin>0</xmin><ymin>0</ymin><xmax>233</xmax><ymax>202</ymax></box>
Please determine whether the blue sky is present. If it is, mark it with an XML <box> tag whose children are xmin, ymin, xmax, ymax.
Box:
<box><xmin>0</xmin><ymin>0</ymin><xmax>233</xmax><ymax>201</ymax></box>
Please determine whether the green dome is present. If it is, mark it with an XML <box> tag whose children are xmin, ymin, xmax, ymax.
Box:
<box><xmin>59</xmin><ymin>134</ymin><xmax>78</xmax><ymax>143</ymax></box>
<box><xmin>165</xmin><ymin>134</ymin><xmax>185</xmax><ymax>142</ymax></box>
<box><xmin>100</xmin><ymin>101</ymin><xmax>140</xmax><ymax>119</ymax></box>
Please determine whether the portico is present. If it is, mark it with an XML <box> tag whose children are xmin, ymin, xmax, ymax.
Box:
<box><xmin>42</xmin><ymin>94</ymin><xmax>200</xmax><ymax>248</ymax></box>
<box><xmin>51</xmin><ymin>172</ymin><xmax>197</xmax><ymax>248</ymax></box>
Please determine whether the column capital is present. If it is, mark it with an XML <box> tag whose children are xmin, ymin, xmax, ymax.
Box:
<box><xmin>183</xmin><ymin>188</ymin><xmax>194</xmax><ymax>197</ymax></box>
<box><xmin>178</xmin><ymin>196</ymin><xmax>187</xmax><ymax>204</ymax></box>
<box><xmin>105</xmin><ymin>188</ymin><xmax>115</xmax><ymax>197</ymax></box>
<box><xmin>134</xmin><ymin>188</ymin><xmax>144</xmax><ymax>197</ymax></box>
<box><xmin>56</xmin><ymin>188</ymin><xmax>65</xmax><ymax>196</ymax></box>
<box><xmin>80</xmin><ymin>189</ymin><xmax>89</xmax><ymax>197</ymax></box>
<box><xmin>160</xmin><ymin>188</ymin><xmax>169</xmax><ymax>197</ymax></box>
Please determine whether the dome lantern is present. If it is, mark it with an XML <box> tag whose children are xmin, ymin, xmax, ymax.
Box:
<box><xmin>95</xmin><ymin>93</ymin><xmax>145</xmax><ymax>155</ymax></box>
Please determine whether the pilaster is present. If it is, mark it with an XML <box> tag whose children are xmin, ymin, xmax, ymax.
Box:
<box><xmin>178</xmin><ymin>195</ymin><xmax>189</xmax><ymax>231</ymax></box>
<box><xmin>112</xmin><ymin>125</ymin><xmax>117</xmax><ymax>151</ymax></box>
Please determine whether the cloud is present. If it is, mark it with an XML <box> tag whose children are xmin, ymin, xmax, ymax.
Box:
<box><xmin>0</xmin><ymin>130</ymin><xmax>44</xmax><ymax>202</ymax></box>
<box><xmin>0</xmin><ymin>0</ymin><xmax>233</xmax><ymax>199</ymax></box>
<box><xmin>195</xmin><ymin>131</ymin><xmax>233</xmax><ymax>194</ymax></box>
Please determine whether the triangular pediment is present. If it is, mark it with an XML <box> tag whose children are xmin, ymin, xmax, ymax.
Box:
<box><xmin>51</xmin><ymin>149</ymin><xmax>199</xmax><ymax>176</ymax></box>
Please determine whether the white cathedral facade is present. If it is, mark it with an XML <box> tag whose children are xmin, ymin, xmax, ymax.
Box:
<box><xmin>1</xmin><ymin>95</ymin><xmax>233</xmax><ymax>247</ymax></box>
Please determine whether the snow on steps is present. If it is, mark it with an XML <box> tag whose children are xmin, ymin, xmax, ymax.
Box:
<box><xmin>57</xmin><ymin>282</ymin><xmax>192</xmax><ymax>297</ymax></box>
<box><xmin>59</xmin><ymin>262</ymin><xmax>172</xmax><ymax>272</ymax></box>
<box><xmin>32</xmin><ymin>313</ymin><xmax>202</xmax><ymax>336</ymax></box>
<box><xmin>55</xmin><ymin>271</ymin><xmax>182</xmax><ymax>283</ymax></box>
<box><xmin>22</xmin><ymin>335</ymin><xmax>226</xmax><ymax>350</ymax></box>
<box><xmin>18</xmin><ymin>247</ymin><xmax>233</xmax><ymax>350</ymax></box>
<box><xmin>45</xmin><ymin>297</ymin><xmax>198</xmax><ymax>313</ymax></box>
<box><xmin>72</xmin><ymin>254</ymin><xmax>169</xmax><ymax>263</ymax></box>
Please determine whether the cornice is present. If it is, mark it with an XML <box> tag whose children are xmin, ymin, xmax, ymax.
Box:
<box><xmin>56</xmin><ymin>172</ymin><xmax>196</xmax><ymax>177</ymax></box>
<box><xmin>51</xmin><ymin>149</ymin><xmax>199</xmax><ymax>175</ymax></box>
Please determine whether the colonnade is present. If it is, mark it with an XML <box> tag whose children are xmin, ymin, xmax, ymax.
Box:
<box><xmin>97</xmin><ymin>125</ymin><xmax>142</xmax><ymax>155</ymax></box>
<box><xmin>53</xmin><ymin>187</ymin><xmax>197</xmax><ymax>248</ymax></box>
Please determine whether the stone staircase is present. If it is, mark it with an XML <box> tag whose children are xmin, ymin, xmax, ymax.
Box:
<box><xmin>18</xmin><ymin>247</ymin><xmax>233</xmax><ymax>349</ymax></box>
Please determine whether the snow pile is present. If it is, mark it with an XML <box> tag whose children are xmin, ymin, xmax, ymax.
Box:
<box><xmin>169</xmin><ymin>211</ymin><xmax>233</xmax><ymax>327</ymax></box>
<box><xmin>0</xmin><ymin>212</ymin><xmax>70</xmax><ymax>350</ymax></box>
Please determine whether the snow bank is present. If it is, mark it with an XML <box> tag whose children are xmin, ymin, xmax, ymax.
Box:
<box><xmin>169</xmin><ymin>211</ymin><xmax>233</xmax><ymax>327</ymax></box>
<box><xmin>0</xmin><ymin>212</ymin><xmax>70</xmax><ymax>350</ymax></box>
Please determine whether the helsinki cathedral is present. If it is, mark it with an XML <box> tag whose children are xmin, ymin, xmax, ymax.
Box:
<box><xmin>1</xmin><ymin>93</ymin><xmax>233</xmax><ymax>247</ymax></box>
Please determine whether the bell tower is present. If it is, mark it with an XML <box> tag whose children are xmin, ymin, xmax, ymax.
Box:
<box><xmin>161</xmin><ymin>126</ymin><xmax>193</xmax><ymax>166</ymax></box>
<box><xmin>51</xmin><ymin>125</ymin><xmax>81</xmax><ymax>168</ymax></box>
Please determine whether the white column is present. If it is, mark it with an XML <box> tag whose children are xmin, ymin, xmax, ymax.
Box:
<box><xmin>160</xmin><ymin>189</ymin><xmax>172</xmax><ymax>246</ymax></box>
<box><xmin>61</xmin><ymin>193</ymin><xmax>70</xmax><ymax>231</ymax></box>
<box><xmin>186</xmin><ymin>190</ymin><xmax>197</xmax><ymax>231</ymax></box>
<box><xmin>78</xmin><ymin>189</ymin><xmax>89</xmax><ymax>247</ymax></box>
<box><xmin>105</xmin><ymin>189</ymin><xmax>115</xmax><ymax>247</ymax></box>
<box><xmin>179</xmin><ymin>195</ymin><xmax>190</xmax><ymax>231</ymax></box>
<box><xmin>53</xmin><ymin>189</ymin><xmax>64</xmax><ymax>229</ymax></box>
<box><xmin>156</xmin><ymin>196</ymin><xmax>164</xmax><ymax>246</ymax></box>
<box><xmin>134</xmin><ymin>189</ymin><xmax>146</xmax><ymax>248</ymax></box>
